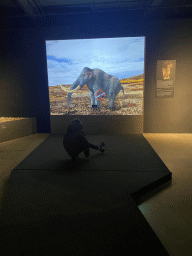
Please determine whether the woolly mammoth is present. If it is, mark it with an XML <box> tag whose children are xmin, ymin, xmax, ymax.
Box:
<box><xmin>60</xmin><ymin>67</ymin><xmax>124</xmax><ymax>108</ymax></box>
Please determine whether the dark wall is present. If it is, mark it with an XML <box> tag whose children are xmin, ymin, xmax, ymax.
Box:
<box><xmin>0</xmin><ymin>13</ymin><xmax>192</xmax><ymax>133</ymax></box>
<box><xmin>144</xmin><ymin>19</ymin><xmax>192</xmax><ymax>133</ymax></box>
<box><xmin>0</xmin><ymin>28</ymin><xmax>51</xmax><ymax>133</ymax></box>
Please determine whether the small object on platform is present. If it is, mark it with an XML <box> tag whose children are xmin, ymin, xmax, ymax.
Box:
<box><xmin>99</xmin><ymin>142</ymin><xmax>105</xmax><ymax>152</ymax></box>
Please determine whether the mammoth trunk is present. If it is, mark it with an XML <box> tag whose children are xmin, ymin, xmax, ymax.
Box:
<box><xmin>71</xmin><ymin>77</ymin><xmax>80</xmax><ymax>90</ymax></box>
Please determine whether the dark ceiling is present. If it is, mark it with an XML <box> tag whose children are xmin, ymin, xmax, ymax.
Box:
<box><xmin>1</xmin><ymin>0</ymin><xmax>192</xmax><ymax>29</ymax></box>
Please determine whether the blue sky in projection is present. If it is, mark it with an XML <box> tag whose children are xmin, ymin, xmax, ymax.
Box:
<box><xmin>46</xmin><ymin>37</ymin><xmax>145</xmax><ymax>87</ymax></box>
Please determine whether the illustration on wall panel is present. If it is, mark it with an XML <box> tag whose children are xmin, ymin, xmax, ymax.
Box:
<box><xmin>156</xmin><ymin>60</ymin><xmax>176</xmax><ymax>98</ymax></box>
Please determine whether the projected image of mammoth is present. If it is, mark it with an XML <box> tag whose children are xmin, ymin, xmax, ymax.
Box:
<box><xmin>61</xmin><ymin>67</ymin><xmax>124</xmax><ymax>109</ymax></box>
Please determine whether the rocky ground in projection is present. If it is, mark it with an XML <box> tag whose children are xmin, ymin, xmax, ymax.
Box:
<box><xmin>49</xmin><ymin>75</ymin><xmax>144</xmax><ymax>115</ymax></box>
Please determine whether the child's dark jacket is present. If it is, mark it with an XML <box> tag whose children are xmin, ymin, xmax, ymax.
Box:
<box><xmin>63</xmin><ymin>122</ymin><xmax>90</xmax><ymax>157</ymax></box>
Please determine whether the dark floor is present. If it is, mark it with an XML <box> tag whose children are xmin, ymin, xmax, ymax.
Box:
<box><xmin>0</xmin><ymin>134</ymin><xmax>171</xmax><ymax>255</ymax></box>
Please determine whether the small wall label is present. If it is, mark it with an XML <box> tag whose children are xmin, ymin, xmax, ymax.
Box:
<box><xmin>156</xmin><ymin>60</ymin><xmax>176</xmax><ymax>98</ymax></box>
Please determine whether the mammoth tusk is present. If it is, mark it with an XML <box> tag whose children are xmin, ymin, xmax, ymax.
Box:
<box><xmin>60</xmin><ymin>85</ymin><xmax>71</xmax><ymax>93</ymax></box>
<box><xmin>60</xmin><ymin>85</ymin><xmax>81</xmax><ymax>92</ymax></box>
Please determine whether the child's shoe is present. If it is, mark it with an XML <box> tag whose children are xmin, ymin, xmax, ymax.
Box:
<box><xmin>99</xmin><ymin>142</ymin><xmax>105</xmax><ymax>152</ymax></box>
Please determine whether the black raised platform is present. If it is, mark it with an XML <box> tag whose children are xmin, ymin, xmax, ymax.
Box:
<box><xmin>0</xmin><ymin>134</ymin><xmax>171</xmax><ymax>255</ymax></box>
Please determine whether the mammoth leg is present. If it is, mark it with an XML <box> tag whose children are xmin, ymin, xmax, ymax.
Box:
<box><xmin>90</xmin><ymin>91</ymin><xmax>96</xmax><ymax>107</ymax></box>
<box><xmin>108</xmin><ymin>80</ymin><xmax>122</xmax><ymax>108</ymax></box>
<box><xmin>90</xmin><ymin>92</ymin><xmax>101</xmax><ymax>107</ymax></box>
<box><xmin>96</xmin><ymin>99</ymin><xmax>100</xmax><ymax>107</ymax></box>
<box><xmin>109</xmin><ymin>98</ymin><xmax>115</xmax><ymax>108</ymax></box>
<box><xmin>109</xmin><ymin>92</ymin><xmax>116</xmax><ymax>108</ymax></box>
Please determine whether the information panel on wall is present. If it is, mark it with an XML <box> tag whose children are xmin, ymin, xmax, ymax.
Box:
<box><xmin>156</xmin><ymin>60</ymin><xmax>176</xmax><ymax>98</ymax></box>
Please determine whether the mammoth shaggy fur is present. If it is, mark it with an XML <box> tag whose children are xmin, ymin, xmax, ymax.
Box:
<box><xmin>61</xmin><ymin>67</ymin><xmax>124</xmax><ymax>109</ymax></box>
